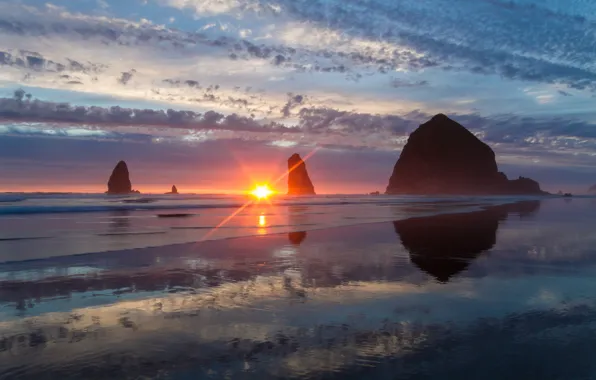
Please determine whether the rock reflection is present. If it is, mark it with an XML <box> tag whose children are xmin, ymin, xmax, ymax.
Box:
<box><xmin>288</xmin><ymin>231</ymin><xmax>307</xmax><ymax>245</ymax></box>
<box><xmin>394</xmin><ymin>201</ymin><xmax>540</xmax><ymax>282</ymax></box>
<box><xmin>109</xmin><ymin>210</ymin><xmax>131</xmax><ymax>232</ymax></box>
<box><xmin>287</xmin><ymin>205</ymin><xmax>309</xmax><ymax>246</ymax></box>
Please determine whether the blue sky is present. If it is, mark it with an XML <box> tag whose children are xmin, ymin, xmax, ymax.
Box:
<box><xmin>0</xmin><ymin>0</ymin><xmax>595</xmax><ymax>193</ymax></box>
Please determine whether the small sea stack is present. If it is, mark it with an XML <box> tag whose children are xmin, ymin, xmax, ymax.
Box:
<box><xmin>107</xmin><ymin>160</ymin><xmax>133</xmax><ymax>194</ymax></box>
<box><xmin>386</xmin><ymin>114</ymin><xmax>545</xmax><ymax>195</ymax></box>
<box><xmin>287</xmin><ymin>153</ymin><xmax>316</xmax><ymax>195</ymax></box>
<box><xmin>166</xmin><ymin>185</ymin><xmax>179</xmax><ymax>194</ymax></box>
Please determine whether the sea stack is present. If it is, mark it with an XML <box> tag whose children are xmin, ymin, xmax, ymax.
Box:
<box><xmin>107</xmin><ymin>160</ymin><xmax>132</xmax><ymax>194</ymax></box>
<box><xmin>287</xmin><ymin>153</ymin><xmax>316</xmax><ymax>195</ymax></box>
<box><xmin>166</xmin><ymin>185</ymin><xmax>179</xmax><ymax>194</ymax></box>
<box><xmin>386</xmin><ymin>114</ymin><xmax>545</xmax><ymax>195</ymax></box>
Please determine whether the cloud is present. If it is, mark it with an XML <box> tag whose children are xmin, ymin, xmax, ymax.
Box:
<box><xmin>97</xmin><ymin>0</ymin><xmax>110</xmax><ymax>9</ymax></box>
<box><xmin>390</xmin><ymin>79</ymin><xmax>429</xmax><ymax>88</ymax></box>
<box><xmin>0</xmin><ymin>90</ymin><xmax>293</xmax><ymax>133</ymax></box>
<box><xmin>3</xmin><ymin>90</ymin><xmax>596</xmax><ymax>167</ymax></box>
<box><xmin>163</xmin><ymin>0</ymin><xmax>596</xmax><ymax>91</ymax></box>
<box><xmin>1</xmin><ymin>0</ymin><xmax>594</xmax><ymax>129</ymax></box>
<box><xmin>280</xmin><ymin>93</ymin><xmax>304</xmax><ymax>117</ymax></box>
<box><xmin>118</xmin><ymin>70</ymin><xmax>136</xmax><ymax>85</ymax></box>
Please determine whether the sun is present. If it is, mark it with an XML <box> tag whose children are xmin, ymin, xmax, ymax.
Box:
<box><xmin>251</xmin><ymin>184</ymin><xmax>274</xmax><ymax>199</ymax></box>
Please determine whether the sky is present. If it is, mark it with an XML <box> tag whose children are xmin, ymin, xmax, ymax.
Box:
<box><xmin>0</xmin><ymin>0</ymin><xmax>595</xmax><ymax>194</ymax></box>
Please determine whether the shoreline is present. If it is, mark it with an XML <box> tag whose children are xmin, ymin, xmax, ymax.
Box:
<box><xmin>0</xmin><ymin>197</ymin><xmax>542</xmax><ymax>266</ymax></box>
<box><xmin>0</xmin><ymin>193</ymin><xmax>560</xmax><ymax>216</ymax></box>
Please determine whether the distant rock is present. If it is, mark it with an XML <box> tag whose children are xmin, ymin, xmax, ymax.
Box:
<box><xmin>589</xmin><ymin>185</ymin><xmax>596</xmax><ymax>194</ymax></box>
<box><xmin>386</xmin><ymin>114</ymin><xmax>546</xmax><ymax>195</ymax></box>
<box><xmin>166</xmin><ymin>185</ymin><xmax>179</xmax><ymax>194</ymax></box>
<box><xmin>564</xmin><ymin>193</ymin><xmax>572</xmax><ymax>197</ymax></box>
<box><xmin>107</xmin><ymin>161</ymin><xmax>133</xmax><ymax>194</ymax></box>
<box><xmin>287</xmin><ymin>153</ymin><xmax>316</xmax><ymax>195</ymax></box>
<box><xmin>369</xmin><ymin>191</ymin><xmax>380</xmax><ymax>195</ymax></box>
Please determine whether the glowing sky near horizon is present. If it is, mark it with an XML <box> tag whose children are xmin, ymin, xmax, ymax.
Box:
<box><xmin>0</xmin><ymin>0</ymin><xmax>596</xmax><ymax>193</ymax></box>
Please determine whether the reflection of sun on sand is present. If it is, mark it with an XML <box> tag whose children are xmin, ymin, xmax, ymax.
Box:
<box><xmin>0</xmin><ymin>279</ymin><xmax>431</xmax><ymax>333</ymax></box>
<box><xmin>0</xmin><ymin>277</ymin><xmax>436</xmax><ymax>377</ymax></box>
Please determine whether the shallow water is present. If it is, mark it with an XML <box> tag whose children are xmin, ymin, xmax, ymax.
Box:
<box><xmin>1</xmin><ymin>197</ymin><xmax>596</xmax><ymax>379</ymax></box>
<box><xmin>0</xmin><ymin>193</ymin><xmax>527</xmax><ymax>261</ymax></box>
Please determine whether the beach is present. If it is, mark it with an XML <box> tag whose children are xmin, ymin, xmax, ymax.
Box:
<box><xmin>1</xmin><ymin>195</ymin><xmax>595</xmax><ymax>378</ymax></box>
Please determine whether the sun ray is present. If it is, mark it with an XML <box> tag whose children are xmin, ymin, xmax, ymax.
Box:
<box><xmin>201</xmin><ymin>199</ymin><xmax>253</xmax><ymax>241</ymax></box>
<box><xmin>272</xmin><ymin>147</ymin><xmax>320</xmax><ymax>185</ymax></box>
<box><xmin>200</xmin><ymin>146</ymin><xmax>320</xmax><ymax>242</ymax></box>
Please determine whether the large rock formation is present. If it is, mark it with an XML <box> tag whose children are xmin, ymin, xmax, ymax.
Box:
<box><xmin>386</xmin><ymin>114</ymin><xmax>545</xmax><ymax>195</ymax></box>
<box><xmin>166</xmin><ymin>185</ymin><xmax>179</xmax><ymax>194</ymax></box>
<box><xmin>107</xmin><ymin>161</ymin><xmax>132</xmax><ymax>194</ymax></box>
<box><xmin>287</xmin><ymin>153</ymin><xmax>316</xmax><ymax>195</ymax></box>
<box><xmin>588</xmin><ymin>185</ymin><xmax>596</xmax><ymax>194</ymax></box>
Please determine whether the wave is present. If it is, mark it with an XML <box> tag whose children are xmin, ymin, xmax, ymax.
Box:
<box><xmin>0</xmin><ymin>194</ymin><xmax>547</xmax><ymax>216</ymax></box>
<box><xmin>0</xmin><ymin>236</ymin><xmax>52</xmax><ymax>241</ymax></box>
<box><xmin>156</xmin><ymin>213</ymin><xmax>196</xmax><ymax>218</ymax></box>
<box><xmin>97</xmin><ymin>231</ymin><xmax>167</xmax><ymax>237</ymax></box>
<box><xmin>0</xmin><ymin>199</ymin><xmax>393</xmax><ymax>216</ymax></box>
<box><xmin>0</xmin><ymin>196</ymin><xmax>26</xmax><ymax>203</ymax></box>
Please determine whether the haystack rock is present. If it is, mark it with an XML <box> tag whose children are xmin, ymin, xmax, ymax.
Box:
<box><xmin>166</xmin><ymin>185</ymin><xmax>179</xmax><ymax>194</ymax></box>
<box><xmin>107</xmin><ymin>160</ymin><xmax>132</xmax><ymax>194</ymax></box>
<box><xmin>287</xmin><ymin>153</ymin><xmax>316</xmax><ymax>195</ymax></box>
<box><xmin>386</xmin><ymin>114</ymin><xmax>545</xmax><ymax>195</ymax></box>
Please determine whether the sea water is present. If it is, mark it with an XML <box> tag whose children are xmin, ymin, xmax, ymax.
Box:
<box><xmin>1</xmin><ymin>194</ymin><xmax>595</xmax><ymax>379</ymax></box>
<box><xmin>0</xmin><ymin>193</ymin><xmax>530</xmax><ymax>261</ymax></box>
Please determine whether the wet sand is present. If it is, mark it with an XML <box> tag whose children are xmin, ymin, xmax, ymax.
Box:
<box><xmin>1</xmin><ymin>198</ymin><xmax>596</xmax><ymax>379</ymax></box>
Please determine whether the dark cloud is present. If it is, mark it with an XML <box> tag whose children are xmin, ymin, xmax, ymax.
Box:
<box><xmin>0</xmin><ymin>91</ymin><xmax>294</xmax><ymax>133</ymax></box>
<box><xmin>281</xmin><ymin>93</ymin><xmax>305</xmax><ymax>117</ymax></box>
<box><xmin>118</xmin><ymin>70</ymin><xmax>136</xmax><ymax>85</ymax></box>
<box><xmin>296</xmin><ymin>107</ymin><xmax>420</xmax><ymax>135</ymax></box>
<box><xmin>390</xmin><ymin>79</ymin><xmax>429</xmax><ymax>88</ymax></box>
<box><xmin>2</xmin><ymin>89</ymin><xmax>596</xmax><ymax>167</ymax></box>
<box><xmin>0</xmin><ymin>49</ymin><xmax>105</xmax><ymax>74</ymax></box>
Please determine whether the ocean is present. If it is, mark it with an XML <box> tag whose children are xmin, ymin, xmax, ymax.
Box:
<box><xmin>1</xmin><ymin>193</ymin><xmax>595</xmax><ymax>379</ymax></box>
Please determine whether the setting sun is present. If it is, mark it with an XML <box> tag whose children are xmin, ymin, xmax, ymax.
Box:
<box><xmin>251</xmin><ymin>184</ymin><xmax>274</xmax><ymax>199</ymax></box>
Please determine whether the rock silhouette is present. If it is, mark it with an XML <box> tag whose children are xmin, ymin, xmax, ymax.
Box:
<box><xmin>588</xmin><ymin>185</ymin><xmax>596</xmax><ymax>194</ymax></box>
<box><xmin>166</xmin><ymin>185</ymin><xmax>179</xmax><ymax>194</ymax></box>
<box><xmin>393</xmin><ymin>201</ymin><xmax>540</xmax><ymax>282</ymax></box>
<box><xmin>287</xmin><ymin>153</ymin><xmax>315</xmax><ymax>195</ymax></box>
<box><xmin>386</xmin><ymin>114</ymin><xmax>545</xmax><ymax>195</ymax></box>
<box><xmin>106</xmin><ymin>161</ymin><xmax>132</xmax><ymax>194</ymax></box>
